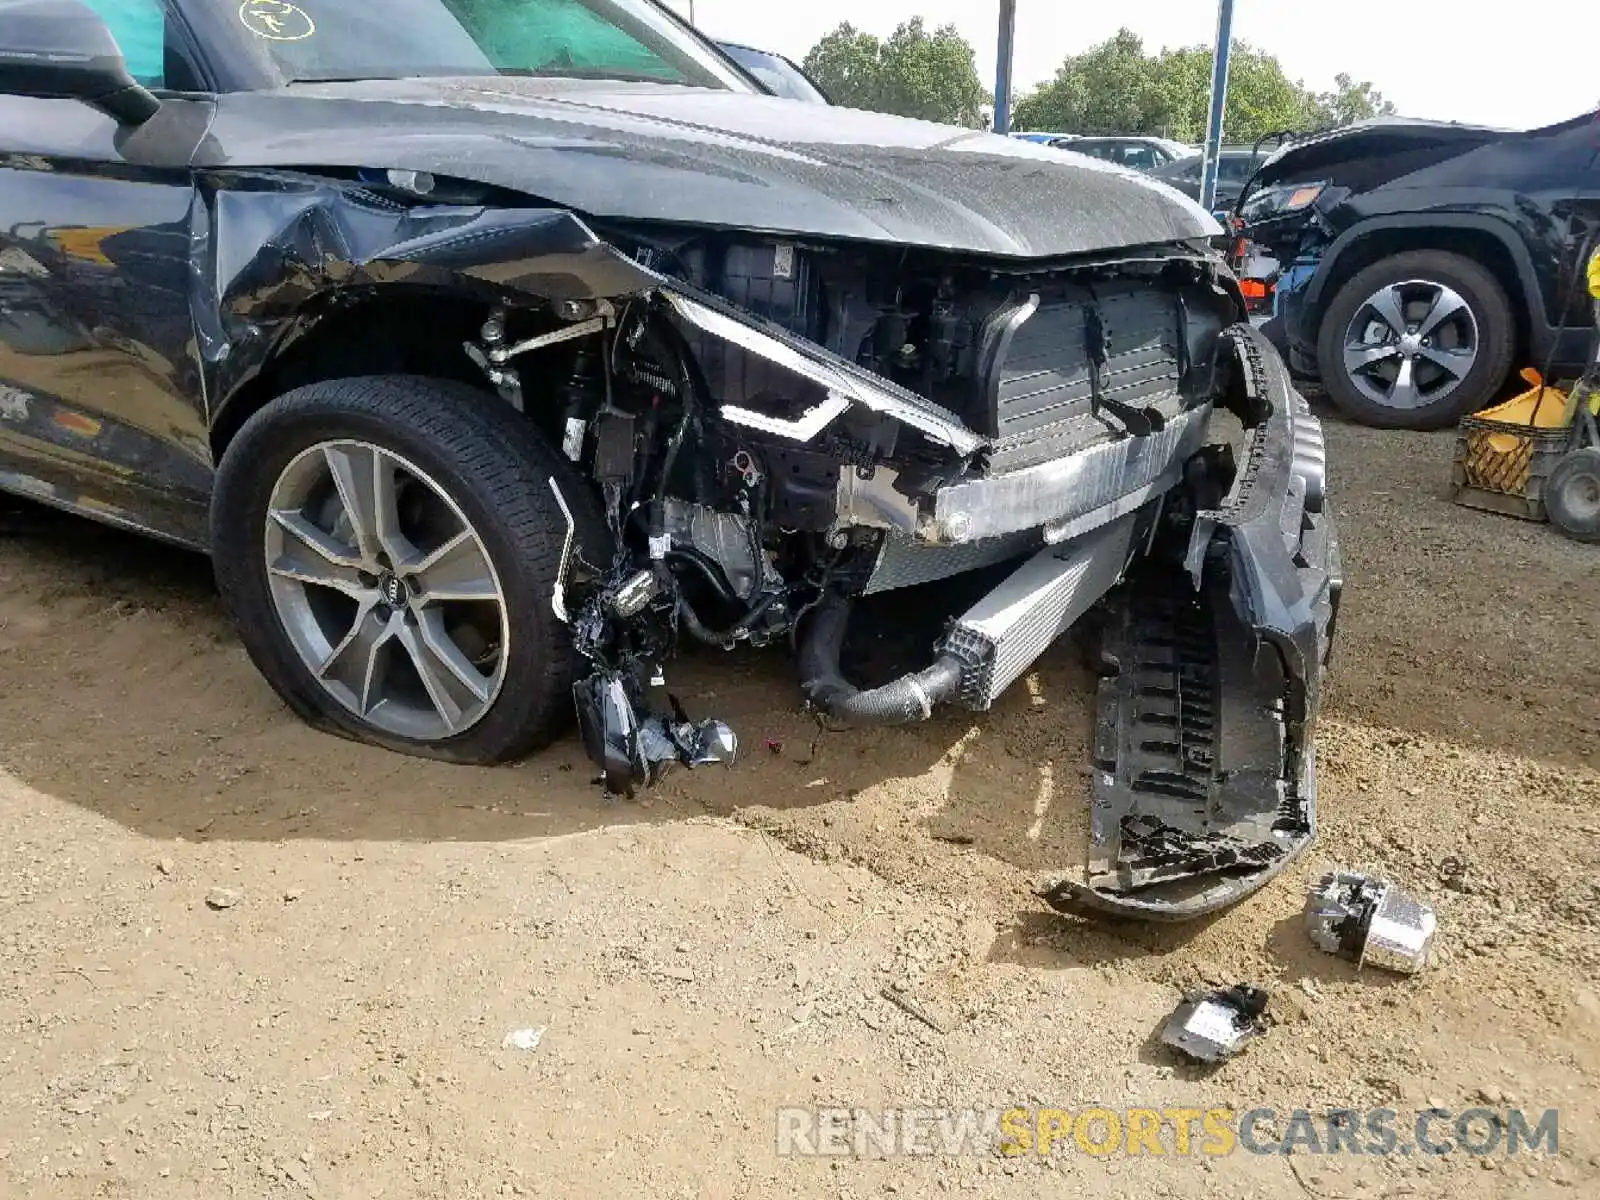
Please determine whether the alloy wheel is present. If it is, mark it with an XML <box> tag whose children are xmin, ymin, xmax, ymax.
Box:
<box><xmin>1341</xmin><ymin>279</ymin><xmax>1480</xmax><ymax>411</ymax></box>
<box><xmin>263</xmin><ymin>440</ymin><xmax>510</xmax><ymax>741</ymax></box>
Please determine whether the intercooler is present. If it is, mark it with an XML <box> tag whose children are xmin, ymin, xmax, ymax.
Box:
<box><xmin>937</xmin><ymin>510</ymin><xmax>1146</xmax><ymax>707</ymax></box>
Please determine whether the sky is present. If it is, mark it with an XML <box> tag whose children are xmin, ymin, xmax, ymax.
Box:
<box><xmin>661</xmin><ymin>0</ymin><xmax>1600</xmax><ymax>131</ymax></box>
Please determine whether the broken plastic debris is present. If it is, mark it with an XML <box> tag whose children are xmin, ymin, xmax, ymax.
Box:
<box><xmin>1305</xmin><ymin>870</ymin><xmax>1436</xmax><ymax>975</ymax></box>
<box><xmin>501</xmin><ymin>1026</ymin><xmax>546</xmax><ymax>1052</ymax></box>
<box><xmin>1160</xmin><ymin>984</ymin><xmax>1270</xmax><ymax>1062</ymax></box>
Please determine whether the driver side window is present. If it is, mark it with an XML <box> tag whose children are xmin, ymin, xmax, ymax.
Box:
<box><xmin>81</xmin><ymin>0</ymin><xmax>167</xmax><ymax>89</ymax></box>
<box><xmin>1121</xmin><ymin>145</ymin><xmax>1157</xmax><ymax>171</ymax></box>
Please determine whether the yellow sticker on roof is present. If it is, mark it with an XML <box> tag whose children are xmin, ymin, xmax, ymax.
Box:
<box><xmin>239</xmin><ymin>0</ymin><xmax>315</xmax><ymax>42</ymax></box>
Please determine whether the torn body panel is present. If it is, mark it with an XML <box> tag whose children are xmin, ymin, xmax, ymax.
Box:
<box><xmin>1043</xmin><ymin>325</ymin><xmax>1341</xmax><ymax>920</ymax></box>
<box><xmin>193</xmin><ymin>180</ymin><xmax>663</xmax><ymax>432</ymax></box>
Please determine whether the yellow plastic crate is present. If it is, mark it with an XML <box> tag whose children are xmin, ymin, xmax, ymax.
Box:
<box><xmin>1451</xmin><ymin>369</ymin><xmax>1588</xmax><ymax>521</ymax></box>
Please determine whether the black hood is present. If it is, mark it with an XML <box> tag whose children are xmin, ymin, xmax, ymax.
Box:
<box><xmin>1254</xmin><ymin>118</ymin><xmax>1510</xmax><ymax>191</ymax></box>
<box><xmin>200</xmin><ymin>78</ymin><xmax>1218</xmax><ymax>260</ymax></box>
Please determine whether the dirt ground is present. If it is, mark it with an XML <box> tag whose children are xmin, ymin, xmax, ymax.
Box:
<box><xmin>0</xmin><ymin>406</ymin><xmax>1597</xmax><ymax>1200</ymax></box>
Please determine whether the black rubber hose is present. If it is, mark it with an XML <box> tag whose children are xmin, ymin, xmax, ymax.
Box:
<box><xmin>797</xmin><ymin>596</ymin><xmax>965</xmax><ymax>727</ymax></box>
<box><xmin>665</xmin><ymin>548</ymin><xmax>737</xmax><ymax>603</ymax></box>
<box><xmin>677</xmin><ymin>589</ymin><xmax>781</xmax><ymax>649</ymax></box>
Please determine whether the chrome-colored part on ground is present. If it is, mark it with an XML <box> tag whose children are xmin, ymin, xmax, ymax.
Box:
<box><xmin>1305</xmin><ymin>870</ymin><xmax>1436</xmax><ymax>974</ymax></box>
<box><xmin>1160</xmin><ymin>985</ymin><xmax>1270</xmax><ymax>1063</ymax></box>
<box><xmin>574</xmin><ymin>672</ymin><xmax>738</xmax><ymax>798</ymax></box>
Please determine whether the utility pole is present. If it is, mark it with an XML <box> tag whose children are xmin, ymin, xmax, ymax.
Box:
<box><xmin>993</xmin><ymin>0</ymin><xmax>1016</xmax><ymax>134</ymax></box>
<box><xmin>1199</xmin><ymin>0</ymin><xmax>1235</xmax><ymax>213</ymax></box>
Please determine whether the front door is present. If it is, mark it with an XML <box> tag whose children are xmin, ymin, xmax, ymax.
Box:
<box><xmin>0</xmin><ymin>88</ymin><xmax>214</xmax><ymax>547</ymax></box>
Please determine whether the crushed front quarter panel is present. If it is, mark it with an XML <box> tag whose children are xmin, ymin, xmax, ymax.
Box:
<box><xmin>193</xmin><ymin>178</ymin><xmax>666</xmax><ymax>422</ymax></box>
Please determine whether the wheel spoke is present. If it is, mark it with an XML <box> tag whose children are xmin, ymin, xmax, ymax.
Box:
<box><xmin>319</xmin><ymin>601</ymin><xmax>397</xmax><ymax>715</ymax></box>
<box><xmin>322</xmin><ymin>444</ymin><xmax>383</xmax><ymax>563</ymax></box>
<box><xmin>416</xmin><ymin>608</ymin><xmax>494</xmax><ymax>703</ymax></box>
<box><xmin>395</xmin><ymin>620</ymin><xmax>468</xmax><ymax>732</ymax></box>
<box><xmin>1416</xmin><ymin>344</ymin><xmax>1475</xmax><ymax>380</ymax></box>
<box><xmin>1343</xmin><ymin>342</ymin><xmax>1399</xmax><ymax>375</ymax></box>
<box><xmin>268</xmin><ymin>512</ymin><xmax>368</xmax><ymax>599</ymax></box>
<box><xmin>1366</xmin><ymin>286</ymin><xmax>1409</xmax><ymax>338</ymax></box>
<box><xmin>322</xmin><ymin>444</ymin><xmax>418</xmax><ymax>566</ymax></box>
<box><xmin>409</xmin><ymin>528</ymin><xmax>499</xmax><ymax>603</ymax></box>
<box><xmin>369</xmin><ymin>449</ymin><xmax>414</xmax><ymax>564</ymax></box>
<box><xmin>269</xmin><ymin>509</ymin><xmax>362</xmax><ymax>568</ymax></box>
<box><xmin>1415</xmin><ymin>286</ymin><xmax>1469</xmax><ymax>340</ymax></box>
<box><xmin>266</xmin><ymin>516</ymin><xmax>365</xmax><ymax>601</ymax></box>
<box><xmin>1388</xmin><ymin>357</ymin><xmax>1421</xmax><ymax>408</ymax></box>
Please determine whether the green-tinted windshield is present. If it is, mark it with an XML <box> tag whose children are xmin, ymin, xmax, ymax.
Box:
<box><xmin>226</xmin><ymin>0</ymin><xmax>748</xmax><ymax>88</ymax></box>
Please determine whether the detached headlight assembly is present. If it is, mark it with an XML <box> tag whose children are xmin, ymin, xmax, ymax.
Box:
<box><xmin>1239</xmin><ymin>180</ymin><xmax>1327</xmax><ymax>225</ymax></box>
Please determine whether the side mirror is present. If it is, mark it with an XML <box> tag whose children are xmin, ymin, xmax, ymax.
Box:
<box><xmin>0</xmin><ymin>0</ymin><xmax>160</xmax><ymax>125</ymax></box>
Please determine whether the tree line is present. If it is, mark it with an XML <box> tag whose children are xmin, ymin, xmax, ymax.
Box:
<box><xmin>801</xmin><ymin>22</ymin><xmax>1395</xmax><ymax>141</ymax></box>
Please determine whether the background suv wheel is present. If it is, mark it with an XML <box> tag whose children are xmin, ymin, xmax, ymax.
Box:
<box><xmin>1317</xmin><ymin>250</ymin><xmax>1515</xmax><ymax>430</ymax></box>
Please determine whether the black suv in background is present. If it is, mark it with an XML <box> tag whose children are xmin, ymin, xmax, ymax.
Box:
<box><xmin>1238</xmin><ymin>114</ymin><xmax>1600</xmax><ymax>428</ymax></box>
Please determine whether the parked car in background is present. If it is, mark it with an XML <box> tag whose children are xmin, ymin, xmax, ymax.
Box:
<box><xmin>1011</xmin><ymin>131</ymin><xmax>1077</xmax><ymax>144</ymax></box>
<box><xmin>1237</xmin><ymin>113</ymin><xmax>1600</xmax><ymax>428</ymax></box>
<box><xmin>1151</xmin><ymin>147</ymin><xmax>1265</xmax><ymax>211</ymax></box>
<box><xmin>714</xmin><ymin>41</ymin><xmax>829</xmax><ymax>105</ymax></box>
<box><xmin>1057</xmin><ymin>136</ymin><xmax>1197</xmax><ymax>172</ymax></box>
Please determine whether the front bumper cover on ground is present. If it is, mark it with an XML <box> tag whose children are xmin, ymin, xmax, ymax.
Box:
<box><xmin>1044</xmin><ymin>325</ymin><xmax>1342</xmax><ymax>921</ymax></box>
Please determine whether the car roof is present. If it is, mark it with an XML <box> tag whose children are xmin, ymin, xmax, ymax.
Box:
<box><xmin>1071</xmin><ymin>135</ymin><xmax>1192</xmax><ymax>150</ymax></box>
<box><xmin>715</xmin><ymin>40</ymin><xmax>799</xmax><ymax>67</ymax></box>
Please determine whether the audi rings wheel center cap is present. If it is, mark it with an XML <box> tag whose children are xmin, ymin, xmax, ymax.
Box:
<box><xmin>378</xmin><ymin>572</ymin><xmax>409</xmax><ymax>607</ymax></box>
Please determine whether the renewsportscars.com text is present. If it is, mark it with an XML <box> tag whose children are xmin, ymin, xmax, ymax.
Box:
<box><xmin>775</xmin><ymin>1105</ymin><xmax>1560</xmax><ymax>1159</ymax></box>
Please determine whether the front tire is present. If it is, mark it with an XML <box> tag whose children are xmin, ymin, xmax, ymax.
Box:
<box><xmin>1317</xmin><ymin>250</ymin><xmax>1515</xmax><ymax>430</ymax></box>
<box><xmin>210</xmin><ymin>375</ymin><xmax>609</xmax><ymax>765</ymax></box>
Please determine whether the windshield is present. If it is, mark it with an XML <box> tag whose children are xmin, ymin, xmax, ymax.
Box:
<box><xmin>715</xmin><ymin>44</ymin><xmax>828</xmax><ymax>104</ymax></box>
<box><xmin>211</xmin><ymin>0</ymin><xmax>750</xmax><ymax>88</ymax></box>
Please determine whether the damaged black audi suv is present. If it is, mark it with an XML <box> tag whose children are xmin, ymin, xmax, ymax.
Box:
<box><xmin>0</xmin><ymin>0</ymin><xmax>1340</xmax><ymax>918</ymax></box>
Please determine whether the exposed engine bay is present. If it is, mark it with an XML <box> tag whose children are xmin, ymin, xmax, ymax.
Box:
<box><xmin>462</xmin><ymin>226</ymin><xmax>1340</xmax><ymax>920</ymax></box>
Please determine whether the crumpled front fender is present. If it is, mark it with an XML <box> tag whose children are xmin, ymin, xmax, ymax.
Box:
<box><xmin>196</xmin><ymin>175</ymin><xmax>983</xmax><ymax>460</ymax></box>
<box><xmin>195</xmin><ymin>176</ymin><xmax>664</xmax><ymax>425</ymax></box>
